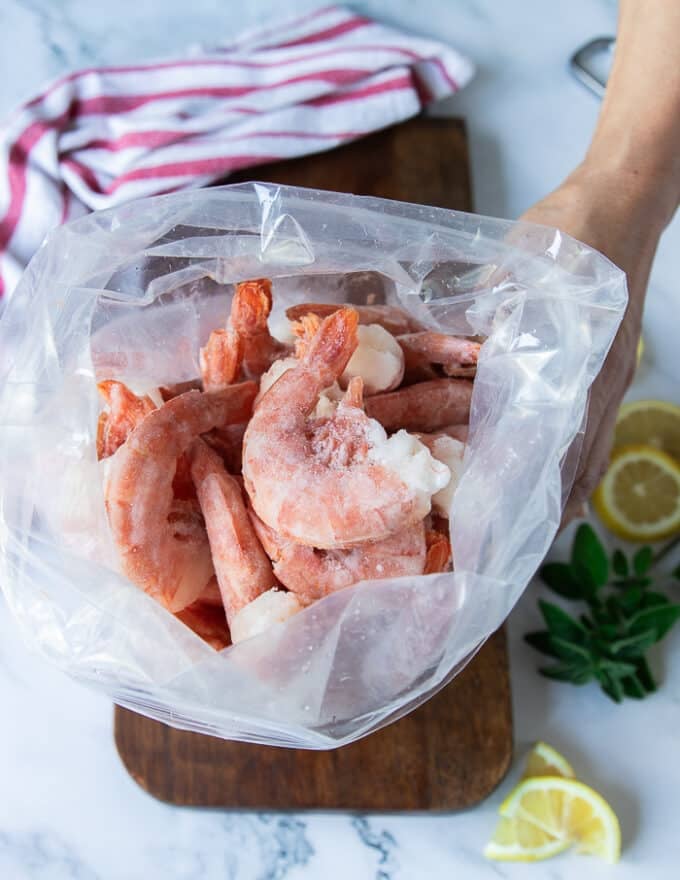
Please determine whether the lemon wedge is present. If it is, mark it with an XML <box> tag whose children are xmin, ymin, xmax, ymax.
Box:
<box><xmin>614</xmin><ymin>399</ymin><xmax>680</xmax><ymax>461</ymax></box>
<box><xmin>593</xmin><ymin>444</ymin><xmax>680</xmax><ymax>541</ymax></box>
<box><xmin>523</xmin><ymin>741</ymin><xmax>575</xmax><ymax>780</ymax></box>
<box><xmin>488</xmin><ymin>777</ymin><xmax>621</xmax><ymax>864</ymax></box>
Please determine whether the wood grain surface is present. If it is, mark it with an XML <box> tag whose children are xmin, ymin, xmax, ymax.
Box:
<box><xmin>114</xmin><ymin>117</ymin><xmax>513</xmax><ymax>811</ymax></box>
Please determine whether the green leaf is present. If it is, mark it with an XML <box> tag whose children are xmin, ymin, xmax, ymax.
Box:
<box><xmin>524</xmin><ymin>631</ymin><xmax>560</xmax><ymax>659</ymax></box>
<box><xmin>571</xmin><ymin>523</ymin><xmax>608</xmax><ymax>588</ymax></box>
<box><xmin>538</xmin><ymin>600</ymin><xmax>587</xmax><ymax>643</ymax></box>
<box><xmin>605</xmin><ymin>596</ymin><xmax>624</xmax><ymax>623</ymax></box>
<box><xmin>641</xmin><ymin>592</ymin><xmax>670</xmax><ymax>609</ymax></box>
<box><xmin>579</xmin><ymin>614</ymin><xmax>594</xmax><ymax>630</ymax></box>
<box><xmin>618</xmin><ymin>587</ymin><xmax>644</xmax><ymax>616</ymax></box>
<box><xmin>672</xmin><ymin>563</ymin><xmax>680</xmax><ymax>581</ymax></box>
<box><xmin>608</xmin><ymin>629</ymin><xmax>658</xmax><ymax>658</ymax></box>
<box><xmin>612</xmin><ymin>576</ymin><xmax>652</xmax><ymax>591</ymax></box>
<box><xmin>540</xmin><ymin>663</ymin><xmax>592</xmax><ymax>685</ymax></box>
<box><xmin>598</xmin><ymin>658</ymin><xmax>639</xmax><ymax>678</ymax></box>
<box><xmin>628</xmin><ymin>604</ymin><xmax>680</xmax><ymax>642</ymax></box>
<box><xmin>598</xmin><ymin>672</ymin><xmax>624</xmax><ymax>703</ymax></box>
<box><xmin>633</xmin><ymin>656</ymin><xmax>657</xmax><ymax>692</ymax></box>
<box><xmin>612</xmin><ymin>549</ymin><xmax>629</xmax><ymax>577</ymax></box>
<box><xmin>621</xmin><ymin>674</ymin><xmax>646</xmax><ymax>699</ymax></box>
<box><xmin>550</xmin><ymin>636</ymin><xmax>593</xmax><ymax>664</ymax></box>
<box><xmin>633</xmin><ymin>546</ymin><xmax>654</xmax><ymax>575</ymax></box>
<box><xmin>539</xmin><ymin>562</ymin><xmax>585</xmax><ymax>599</ymax></box>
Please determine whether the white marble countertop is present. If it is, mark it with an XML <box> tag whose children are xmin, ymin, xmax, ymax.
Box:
<box><xmin>2</xmin><ymin>1</ymin><xmax>680</xmax><ymax>878</ymax></box>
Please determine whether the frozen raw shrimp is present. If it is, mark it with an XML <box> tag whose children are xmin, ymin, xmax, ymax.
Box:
<box><xmin>251</xmin><ymin>510</ymin><xmax>426</xmax><ymax>604</ymax></box>
<box><xmin>96</xmin><ymin>380</ymin><xmax>156</xmax><ymax>459</ymax></box>
<box><xmin>230</xmin><ymin>278</ymin><xmax>289</xmax><ymax>379</ymax></box>
<box><xmin>285</xmin><ymin>302</ymin><xmax>425</xmax><ymax>336</ymax></box>
<box><xmin>398</xmin><ymin>332</ymin><xmax>481</xmax><ymax>380</ymax></box>
<box><xmin>424</xmin><ymin>529</ymin><xmax>452</xmax><ymax>574</ymax></box>
<box><xmin>199</xmin><ymin>328</ymin><xmax>243</xmax><ymax>393</ymax></box>
<box><xmin>242</xmin><ymin>307</ymin><xmax>449</xmax><ymax>548</ymax></box>
<box><xmin>189</xmin><ymin>438</ymin><xmax>277</xmax><ymax>621</ymax></box>
<box><xmin>104</xmin><ymin>384</ymin><xmax>257</xmax><ymax>612</ymax></box>
<box><xmin>229</xmin><ymin>588</ymin><xmax>303</xmax><ymax>644</ymax></box>
<box><xmin>365</xmin><ymin>378</ymin><xmax>473</xmax><ymax>433</ymax></box>
<box><xmin>175</xmin><ymin>594</ymin><xmax>231</xmax><ymax>650</ymax></box>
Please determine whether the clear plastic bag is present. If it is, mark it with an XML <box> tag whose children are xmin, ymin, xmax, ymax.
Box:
<box><xmin>0</xmin><ymin>183</ymin><xmax>626</xmax><ymax>748</ymax></box>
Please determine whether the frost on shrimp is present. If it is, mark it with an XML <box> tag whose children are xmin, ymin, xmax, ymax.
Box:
<box><xmin>418</xmin><ymin>433</ymin><xmax>466</xmax><ymax>518</ymax></box>
<box><xmin>251</xmin><ymin>511</ymin><xmax>426</xmax><ymax>605</ymax></box>
<box><xmin>104</xmin><ymin>384</ymin><xmax>257</xmax><ymax>612</ymax></box>
<box><xmin>230</xmin><ymin>589</ymin><xmax>303</xmax><ymax>644</ymax></box>
<box><xmin>189</xmin><ymin>438</ymin><xmax>277</xmax><ymax>622</ymax></box>
<box><xmin>242</xmin><ymin>307</ymin><xmax>449</xmax><ymax>548</ymax></box>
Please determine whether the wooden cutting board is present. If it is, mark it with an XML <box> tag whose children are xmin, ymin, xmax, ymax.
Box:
<box><xmin>114</xmin><ymin>117</ymin><xmax>513</xmax><ymax>810</ymax></box>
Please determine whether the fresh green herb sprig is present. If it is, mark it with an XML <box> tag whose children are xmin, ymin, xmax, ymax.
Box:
<box><xmin>525</xmin><ymin>524</ymin><xmax>680</xmax><ymax>702</ymax></box>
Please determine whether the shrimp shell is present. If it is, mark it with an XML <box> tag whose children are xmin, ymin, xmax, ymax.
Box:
<box><xmin>365</xmin><ymin>378</ymin><xmax>473</xmax><ymax>433</ymax></box>
<box><xmin>397</xmin><ymin>332</ymin><xmax>480</xmax><ymax>372</ymax></box>
<box><xmin>285</xmin><ymin>302</ymin><xmax>425</xmax><ymax>336</ymax></box>
<box><xmin>230</xmin><ymin>278</ymin><xmax>290</xmax><ymax>378</ymax></box>
<box><xmin>199</xmin><ymin>328</ymin><xmax>243</xmax><ymax>393</ymax></box>
<box><xmin>243</xmin><ymin>307</ymin><xmax>442</xmax><ymax>548</ymax></box>
<box><xmin>189</xmin><ymin>438</ymin><xmax>277</xmax><ymax>620</ymax></box>
<box><xmin>251</xmin><ymin>511</ymin><xmax>426</xmax><ymax>605</ymax></box>
<box><xmin>105</xmin><ymin>384</ymin><xmax>257</xmax><ymax>612</ymax></box>
<box><xmin>96</xmin><ymin>380</ymin><xmax>156</xmax><ymax>459</ymax></box>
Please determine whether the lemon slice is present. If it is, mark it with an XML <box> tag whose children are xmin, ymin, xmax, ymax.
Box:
<box><xmin>486</xmin><ymin>777</ymin><xmax>621</xmax><ymax>863</ymax></box>
<box><xmin>614</xmin><ymin>399</ymin><xmax>680</xmax><ymax>461</ymax></box>
<box><xmin>523</xmin><ymin>742</ymin><xmax>575</xmax><ymax>779</ymax></box>
<box><xmin>593</xmin><ymin>444</ymin><xmax>680</xmax><ymax>541</ymax></box>
<box><xmin>484</xmin><ymin>816</ymin><xmax>570</xmax><ymax>862</ymax></box>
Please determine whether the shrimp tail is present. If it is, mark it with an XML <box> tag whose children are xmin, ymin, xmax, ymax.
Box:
<box><xmin>96</xmin><ymin>379</ymin><xmax>156</xmax><ymax>459</ymax></box>
<box><xmin>200</xmin><ymin>328</ymin><xmax>243</xmax><ymax>392</ymax></box>
<box><xmin>303</xmin><ymin>306</ymin><xmax>359</xmax><ymax>388</ymax></box>
<box><xmin>341</xmin><ymin>375</ymin><xmax>364</xmax><ymax>410</ymax></box>
<box><xmin>291</xmin><ymin>313</ymin><xmax>322</xmax><ymax>358</ymax></box>
<box><xmin>230</xmin><ymin>278</ymin><xmax>273</xmax><ymax>334</ymax></box>
<box><xmin>424</xmin><ymin>530</ymin><xmax>452</xmax><ymax>574</ymax></box>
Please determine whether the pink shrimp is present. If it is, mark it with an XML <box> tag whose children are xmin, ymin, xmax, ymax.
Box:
<box><xmin>398</xmin><ymin>332</ymin><xmax>480</xmax><ymax>377</ymax></box>
<box><xmin>424</xmin><ymin>529</ymin><xmax>452</xmax><ymax>574</ymax></box>
<box><xmin>364</xmin><ymin>378</ymin><xmax>473</xmax><ymax>433</ymax></box>
<box><xmin>175</xmin><ymin>597</ymin><xmax>231</xmax><ymax>650</ymax></box>
<box><xmin>104</xmin><ymin>384</ymin><xmax>257</xmax><ymax>612</ymax></box>
<box><xmin>251</xmin><ymin>511</ymin><xmax>426</xmax><ymax>605</ymax></box>
<box><xmin>285</xmin><ymin>302</ymin><xmax>425</xmax><ymax>336</ymax></box>
<box><xmin>242</xmin><ymin>308</ymin><xmax>449</xmax><ymax>548</ymax></box>
<box><xmin>437</xmin><ymin>424</ymin><xmax>469</xmax><ymax>444</ymax></box>
<box><xmin>201</xmin><ymin>422</ymin><xmax>248</xmax><ymax>474</ymax></box>
<box><xmin>96</xmin><ymin>380</ymin><xmax>156</xmax><ymax>459</ymax></box>
<box><xmin>199</xmin><ymin>327</ymin><xmax>243</xmax><ymax>393</ymax></box>
<box><xmin>189</xmin><ymin>438</ymin><xmax>277</xmax><ymax>621</ymax></box>
<box><xmin>230</xmin><ymin>278</ymin><xmax>289</xmax><ymax>379</ymax></box>
<box><xmin>159</xmin><ymin>379</ymin><xmax>202</xmax><ymax>401</ymax></box>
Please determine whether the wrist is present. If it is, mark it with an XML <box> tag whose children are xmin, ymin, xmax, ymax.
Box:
<box><xmin>583</xmin><ymin>128</ymin><xmax>680</xmax><ymax>231</ymax></box>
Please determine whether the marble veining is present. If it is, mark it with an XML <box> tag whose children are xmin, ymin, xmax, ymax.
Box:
<box><xmin>1</xmin><ymin>0</ymin><xmax>680</xmax><ymax>878</ymax></box>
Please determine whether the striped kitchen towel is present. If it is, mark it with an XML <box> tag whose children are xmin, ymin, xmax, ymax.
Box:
<box><xmin>0</xmin><ymin>4</ymin><xmax>473</xmax><ymax>298</ymax></box>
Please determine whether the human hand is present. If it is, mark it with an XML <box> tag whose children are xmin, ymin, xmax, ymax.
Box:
<box><xmin>517</xmin><ymin>0</ymin><xmax>680</xmax><ymax>524</ymax></box>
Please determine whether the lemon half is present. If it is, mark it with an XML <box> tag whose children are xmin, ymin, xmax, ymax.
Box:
<box><xmin>593</xmin><ymin>444</ymin><xmax>680</xmax><ymax>541</ymax></box>
<box><xmin>614</xmin><ymin>399</ymin><xmax>680</xmax><ymax>461</ymax></box>
<box><xmin>486</xmin><ymin>777</ymin><xmax>621</xmax><ymax>863</ymax></box>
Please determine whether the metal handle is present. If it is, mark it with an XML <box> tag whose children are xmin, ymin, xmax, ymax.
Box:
<box><xmin>570</xmin><ymin>37</ymin><xmax>615</xmax><ymax>98</ymax></box>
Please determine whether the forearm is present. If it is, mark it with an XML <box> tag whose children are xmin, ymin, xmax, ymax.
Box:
<box><xmin>525</xmin><ymin>0</ymin><xmax>680</xmax><ymax>313</ymax></box>
<box><xmin>585</xmin><ymin>0</ymin><xmax>680</xmax><ymax>230</ymax></box>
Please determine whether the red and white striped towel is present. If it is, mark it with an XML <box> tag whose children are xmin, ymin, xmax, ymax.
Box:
<box><xmin>0</xmin><ymin>4</ymin><xmax>473</xmax><ymax>299</ymax></box>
